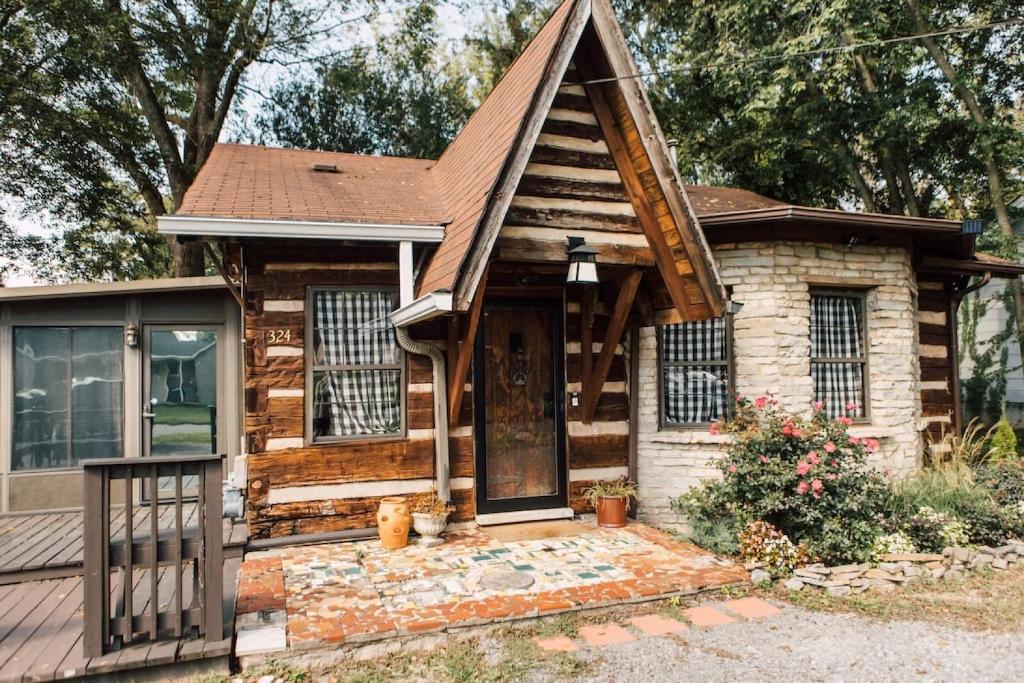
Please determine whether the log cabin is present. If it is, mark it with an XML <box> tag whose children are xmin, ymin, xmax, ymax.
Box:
<box><xmin>2</xmin><ymin>0</ymin><xmax>1021</xmax><ymax>535</ymax></box>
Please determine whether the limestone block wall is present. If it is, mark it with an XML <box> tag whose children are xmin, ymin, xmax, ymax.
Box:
<box><xmin>636</xmin><ymin>241</ymin><xmax>922</xmax><ymax>528</ymax></box>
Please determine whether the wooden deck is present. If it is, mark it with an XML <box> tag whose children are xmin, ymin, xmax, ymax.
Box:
<box><xmin>0</xmin><ymin>505</ymin><xmax>247</xmax><ymax>584</ymax></box>
<box><xmin>0</xmin><ymin>558</ymin><xmax>240</xmax><ymax>682</ymax></box>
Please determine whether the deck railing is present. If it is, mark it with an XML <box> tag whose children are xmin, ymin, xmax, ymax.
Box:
<box><xmin>82</xmin><ymin>454</ymin><xmax>225</xmax><ymax>657</ymax></box>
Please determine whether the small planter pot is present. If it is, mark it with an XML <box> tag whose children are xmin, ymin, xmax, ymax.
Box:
<box><xmin>376</xmin><ymin>496</ymin><xmax>411</xmax><ymax>550</ymax></box>
<box><xmin>412</xmin><ymin>512</ymin><xmax>449</xmax><ymax>547</ymax></box>
<box><xmin>595</xmin><ymin>495</ymin><xmax>628</xmax><ymax>528</ymax></box>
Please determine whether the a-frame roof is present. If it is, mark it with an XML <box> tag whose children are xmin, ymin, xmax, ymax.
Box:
<box><xmin>417</xmin><ymin>0</ymin><xmax>726</xmax><ymax>318</ymax></box>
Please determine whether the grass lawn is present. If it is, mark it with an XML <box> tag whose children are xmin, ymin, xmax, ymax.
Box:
<box><xmin>770</xmin><ymin>564</ymin><xmax>1024</xmax><ymax>632</ymax></box>
<box><xmin>154</xmin><ymin>403</ymin><xmax>213</xmax><ymax>425</ymax></box>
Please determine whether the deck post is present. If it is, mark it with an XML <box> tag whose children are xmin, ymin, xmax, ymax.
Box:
<box><xmin>82</xmin><ymin>466</ymin><xmax>106</xmax><ymax>657</ymax></box>
<box><xmin>202</xmin><ymin>457</ymin><xmax>224</xmax><ymax>641</ymax></box>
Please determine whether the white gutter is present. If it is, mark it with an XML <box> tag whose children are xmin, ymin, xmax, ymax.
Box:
<box><xmin>391</xmin><ymin>291</ymin><xmax>454</xmax><ymax>326</ymax></box>
<box><xmin>158</xmin><ymin>215</ymin><xmax>446</xmax><ymax>243</ymax></box>
<box><xmin>393</xmin><ymin>241</ymin><xmax>451</xmax><ymax>503</ymax></box>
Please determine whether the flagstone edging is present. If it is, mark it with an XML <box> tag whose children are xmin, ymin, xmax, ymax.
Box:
<box><xmin>750</xmin><ymin>540</ymin><xmax>1024</xmax><ymax>595</ymax></box>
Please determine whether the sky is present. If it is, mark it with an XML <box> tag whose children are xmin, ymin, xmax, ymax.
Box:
<box><xmin>1</xmin><ymin>1</ymin><xmax>484</xmax><ymax>287</ymax></box>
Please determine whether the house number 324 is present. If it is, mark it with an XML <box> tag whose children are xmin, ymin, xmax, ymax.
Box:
<box><xmin>267</xmin><ymin>329</ymin><xmax>292</xmax><ymax>343</ymax></box>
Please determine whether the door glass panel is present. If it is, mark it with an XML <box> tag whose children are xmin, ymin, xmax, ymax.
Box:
<box><xmin>483</xmin><ymin>309</ymin><xmax>558</xmax><ymax>500</ymax></box>
<box><xmin>146</xmin><ymin>329</ymin><xmax>218</xmax><ymax>497</ymax></box>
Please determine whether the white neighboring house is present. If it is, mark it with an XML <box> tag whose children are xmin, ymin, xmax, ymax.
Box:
<box><xmin>960</xmin><ymin>196</ymin><xmax>1024</xmax><ymax>425</ymax></box>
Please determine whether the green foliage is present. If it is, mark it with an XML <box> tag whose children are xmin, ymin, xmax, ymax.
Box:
<box><xmin>2</xmin><ymin>0</ymin><xmax>345</xmax><ymax>279</ymax></box>
<box><xmin>903</xmin><ymin>506</ymin><xmax>970</xmax><ymax>552</ymax></box>
<box><xmin>582</xmin><ymin>477</ymin><xmax>638</xmax><ymax>510</ymax></box>
<box><xmin>871</xmin><ymin>530</ymin><xmax>916</xmax><ymax>561</ymax></box>
<box><xmin>673</xmin><ymin>397</ymin><xmax>890</xmax><ymax>564</ymax></box>
<box><xmin>988</xmin><ymin>408</ymin><xmax>1019</xmax><ymax>461</ymax></box>
<box><xmin>974</xmin><ymin>461</ymin><xmax>1024</xmax><ymax>508</ymax></box>
<box><xmin>253</xmin><ymin>1</ymin><xmax>474</xmax><ymax>159</ymax></box>
<box><xmin>612</xmin><ymin>0</ymin><xmax>1024</xmax><ymax>221</ymax></box>
<box><xmin>736</xmin><ymin>520</ymin><xmax>807</xmax><ymax>574</ymax></box>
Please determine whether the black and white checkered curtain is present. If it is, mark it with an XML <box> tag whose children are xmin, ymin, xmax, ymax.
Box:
<box><xmin>662</xmin><ymin>318</ymin><xmax>727</xmax><ymax>423</ymax></box>
<box><xmin>314</xmin><ymin>291</ymin><xmax>401</xmax><ymax>435</ymax></box>
<box><xmin>810</xmin><ymin>294</ymin><xmax>865</xmax><ymax>418</ymax></box>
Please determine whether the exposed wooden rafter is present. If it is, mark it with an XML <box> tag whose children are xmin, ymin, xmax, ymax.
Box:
<box><xmin>574</xmin><ymin>57</ymin><xmax>697</xmax><ymax>322</ymax></box>
<box><xmin>583</xmin><ymin>270</ymin><xmax>641</xmax><ymax>422</ymax></box>
<box><xmin>447</xmin><ymin>267</ymin><xmax>489</xmax><ymax>427</ymax></box>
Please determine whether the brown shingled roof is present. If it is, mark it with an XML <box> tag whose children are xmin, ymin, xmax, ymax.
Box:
<box><xmin>178</xmin><ymin>144</ymin><xmax>447</xmax><ymax>226</ymax></box>
<box><xmin>683</xmin><ymin>185</ymin><xmax>787</xmax><ymax>215</ymax></box>
<box><xmin>417</xmin><ymin>0</ymin><xmax>582</xmax><ymax>297</ymax></box>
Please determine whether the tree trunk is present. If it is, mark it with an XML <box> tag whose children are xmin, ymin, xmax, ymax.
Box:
<box><xmin>903</xmin><ymin>0</ymin><xmax>1024</xmax><ymax>359</ymax></box>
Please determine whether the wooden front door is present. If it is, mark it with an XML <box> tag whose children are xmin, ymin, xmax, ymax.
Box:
<box><xmin>473</xmin><ymin>300</ymin><xmax>567</xmax><ymax>514</ymax></box>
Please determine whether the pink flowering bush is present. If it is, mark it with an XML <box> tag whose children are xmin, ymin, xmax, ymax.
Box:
<box><xmin>672</xmin><ymin>397</ymin><xmax>890</xmax><ymax>564</ymax></box>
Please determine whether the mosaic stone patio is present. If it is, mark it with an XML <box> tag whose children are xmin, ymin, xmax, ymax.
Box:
<box><xmin>234</xmin><ymin>520</ymin><xmax>748</xmax><ymax>656</ymax></box>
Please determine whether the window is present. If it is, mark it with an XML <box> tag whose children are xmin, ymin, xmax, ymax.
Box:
<box><xmin>659</xmin><ymin>317</ymin><xmax>732</xmax><ymax>427</ymax></box>
<box><xmin>810</xmin><ymin>291</ymin><xmax>868</xmax><ymax>420</ymax></box>
<box><xmin>13</xmin><ymin>326</ymin><xmax>124</xmax><ymax>470</ymax></box>
<box><xmin>307</xmin><ymin>289</ymin><xmax>404</xmax><ymax>441</ymax></box>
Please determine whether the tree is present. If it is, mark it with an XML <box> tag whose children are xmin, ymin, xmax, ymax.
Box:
<box><xmin>1</xmin><ymin>0</ymin><xmax>363</xmax><ymax>279</ymax></box>
<box><xmin>253</xmin><ymin>1</ymin><xmax>472</xmax><ymax>159</ymax></box>
<box><xmin>458</xmin><ymin>0</ymin><xmax>557</xmax><ymax>101</ymax></box>
<box><xmin>611</xmin><ymin>0</ymin><xmax>1022</xmax><ymax>219</ymax></box>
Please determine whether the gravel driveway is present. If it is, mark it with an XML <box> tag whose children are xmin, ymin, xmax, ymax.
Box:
<box><xmin>576</xmin><ymin>605</ymin><xmax>1024</xmax><ymax>682</ymax></box>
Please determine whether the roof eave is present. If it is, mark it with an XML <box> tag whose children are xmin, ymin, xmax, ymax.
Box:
<box><xmin>159</xmin><ymin>216</ymin><xmax>446</xmax><ymax>243</ymax></box>
<box><xmin>0</xmin><ymin>276</ymin><xmax>225</xmax><ymax>303</ymax></box>
<box><xmin>699</xmin><ymin>207</ymin><xmax>961</xmax><ymax>232</ymax></box>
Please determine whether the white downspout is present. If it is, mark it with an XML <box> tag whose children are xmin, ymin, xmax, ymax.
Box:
<box><xmin>394</xmin><ymin>241</ymin><xmax>451</xmax><ymax>502</ymax></box>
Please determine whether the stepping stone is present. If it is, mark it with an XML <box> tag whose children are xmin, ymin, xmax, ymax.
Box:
<box><xmin>683</xmin><ymin>606</ymin><xmax>735</xmax><ymax>627</ymax></box>
<box><xmin>722</xmin><ymin>597</ymin><xmax>783</xmax><ymax>620</ymax></box>
<box><xmin>629</xmin><ymin>614</ymin><xmax>687</xmax><ymax>636</ymax></box>
<box><xmin>480</xmin><ymin>569</ymin><xmax>535</xmax><ymax>590</ymax></box>
<box><xmin>533</xmin><ymin>636</ymin><xmax>577</xmax><ymax>652</ymax></box>
<box><xmin>579</xmin><ymin>623</ymin><xmax>636</xmax><ymax>647</ymax></box>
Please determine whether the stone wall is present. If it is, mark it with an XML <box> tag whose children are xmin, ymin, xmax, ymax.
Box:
<box><xmin>636</xmin><ymin>241</ymin><xmax>922</xmax><ymax>527</ymax></box>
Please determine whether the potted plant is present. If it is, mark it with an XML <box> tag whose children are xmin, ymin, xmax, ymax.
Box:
<box><xmin>410</xmin><ymin>489</ymin><xmax>455</xmax><ymax>546</ymax></box>
<box><xmin>583</xmin><ymin>477</ymin><xmax>638</xmax><ymax>528</ymax></box>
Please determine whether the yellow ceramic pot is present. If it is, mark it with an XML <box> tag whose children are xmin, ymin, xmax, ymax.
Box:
<box><xmin>376</xmin><ymin>496</ymin><xmax>411</xmax><ymax>550</ymax></box>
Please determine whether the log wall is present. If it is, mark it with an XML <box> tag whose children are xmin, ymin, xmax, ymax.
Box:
<box><xmin>916</xmin><ymin>276</ymin><xmax>958</xmax><ymax>445</ymax></box>
<box><xmin>239</xmin><ymin>243</ymin><xmax>472</xmax><ymax>539</ymax></box>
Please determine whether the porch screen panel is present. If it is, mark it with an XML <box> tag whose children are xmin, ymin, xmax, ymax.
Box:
<box><xmin>660</xmin><ymin>317</ymin><xmax>729</xmax><ymax>425</ymax></box>
<box><xmin>810</xmin><ymin>293</ymin><xmax>867</xmax><ymax>419</ymax></box>
<box><xmin>311</xmin><ymin>290</ymin><xmax>402</xmax><ymax>439</ymax></box>
<box><xmin>12</xmin><ymin>326</ymin><xmax>123</xmax><ymax>470</ymax></box>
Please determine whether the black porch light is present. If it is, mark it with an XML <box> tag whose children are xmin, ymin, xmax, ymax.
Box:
<box><xmin>566</xmin><ymin>237</ymin><xmax>599</xmax><ymax>285</ymax></box>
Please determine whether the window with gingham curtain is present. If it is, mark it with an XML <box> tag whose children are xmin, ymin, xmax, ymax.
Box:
<box><xmin>311</xmin><ymin>290</ymin><xmax>402</xmax><ymax>438</ymax></box>
<box><xmin>659</xmin><ymin>317</ymin><xmax>729</xmax><ymax>425</ymax></box>
<box><xmin>810</xmin><ymin>292</ymin><xmax>867</xmax><ymax>419</ymax></box>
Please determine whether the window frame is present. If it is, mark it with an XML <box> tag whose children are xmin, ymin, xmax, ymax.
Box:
<box><xmin>304</xmin><ymin>286</ymin><xmax>407</xmax><ymax>445</ymax></box>
<box><xmin>11</xmin><ymin>324</ymin><xmax>126</xmax><ymax>472</ymax></box>
<box><xmin>657</xmin><ymin>313</ymin><xmax>736</xmax><ymax>430</ymax></box>
<box><xmin>809</xmin><ymin>287</ymin><xmax>871</xmax><ymax>422</ymax></box>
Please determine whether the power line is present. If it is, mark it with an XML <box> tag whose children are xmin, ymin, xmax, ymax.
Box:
<box><xmin>573</xmin><ymin>17</ymin><xmax>1024</xmax><ymax>86</ymax></box>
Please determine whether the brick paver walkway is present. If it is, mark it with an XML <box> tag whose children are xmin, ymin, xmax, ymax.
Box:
<box><xmin>234</xmin><ymin>520</ymin><xmax>747</xmax><ymax>656</ymax></box>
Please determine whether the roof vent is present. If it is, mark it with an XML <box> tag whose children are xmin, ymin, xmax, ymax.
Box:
<box><xmin>312</xmin><ymin>163</ymin><xmax>339</xmax><ymax>173</ymax></box>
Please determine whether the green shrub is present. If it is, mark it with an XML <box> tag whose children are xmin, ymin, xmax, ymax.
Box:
<box><xmin>887</xmin><ymin>472</ymin><xmax>1024</xmax><ymax>546</ymax></box>
<box><xmin>974</xmin><ymin>460</ymin><xmax>1024</xmax><ymax>507</ymax></box>
<box><xmin>736</xmin><ymin>520</ymin><xmax>807</xmax><ymax>574</ymax></box>
<box><xmin>672</xmin><ymin>397</ymin><xmax>889</xmax><ymax>564</ymax></box>
<box><xmin>871</xmin><ymin>530</ymin><xmax>916</xmax><ymax>560</ymax></box>
<box><xmin>987</xmin><ymin>408</ymin><xmax>1019</xmax><ymax>461</ymax></box>
<box><xmin>904</xmin><ymin>506</ymin><xmax>970</xmax><ymax>552</ymax></box>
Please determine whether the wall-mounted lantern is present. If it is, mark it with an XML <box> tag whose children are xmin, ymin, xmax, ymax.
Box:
<box><xmin>566</xmin><ymin>237</ymin><xmax>599</xmax><ymax>285</ymax></box>
<box><xmin>125</xmin><ymin>323</ymin><xmax>140</xmax><ymax>348</ymax></box>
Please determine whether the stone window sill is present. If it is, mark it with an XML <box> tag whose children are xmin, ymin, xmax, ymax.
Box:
<box><xmin>648</xmin><ymin>431</ymin><xmax>730</xmax><ymax>446</ymax></box>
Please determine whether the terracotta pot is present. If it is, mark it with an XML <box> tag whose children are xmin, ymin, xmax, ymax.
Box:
<box><xmin>412</xmin><ymin>512</ymin><xmax>449</xmax><ymax>547</ymax></box>
<box><xmin>595</xmin><ymin>495</ymin><xmax>628</xmax><ymax>528</ymax></box>
<box><xmin>376</xmin><ymin>497</ymin><xmax>411</xmax><ymax>549</ymax></box>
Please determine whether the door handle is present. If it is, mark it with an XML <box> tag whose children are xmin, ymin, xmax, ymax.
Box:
<box><xmin>142</xmin><ymin>411</ymin><xmax>156</xmax><ymax>419</ymax></box>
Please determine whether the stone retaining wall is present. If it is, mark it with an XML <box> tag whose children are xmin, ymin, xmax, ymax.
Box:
<box><xmin>637</xmin><ymin>241</ymin><xmax>922</xmax><ymax>528</ymax></box>
<box><xmin>766</xmin><ymin>542</ymin><xmax>1024</xmax><ymax>595</ymax></box>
